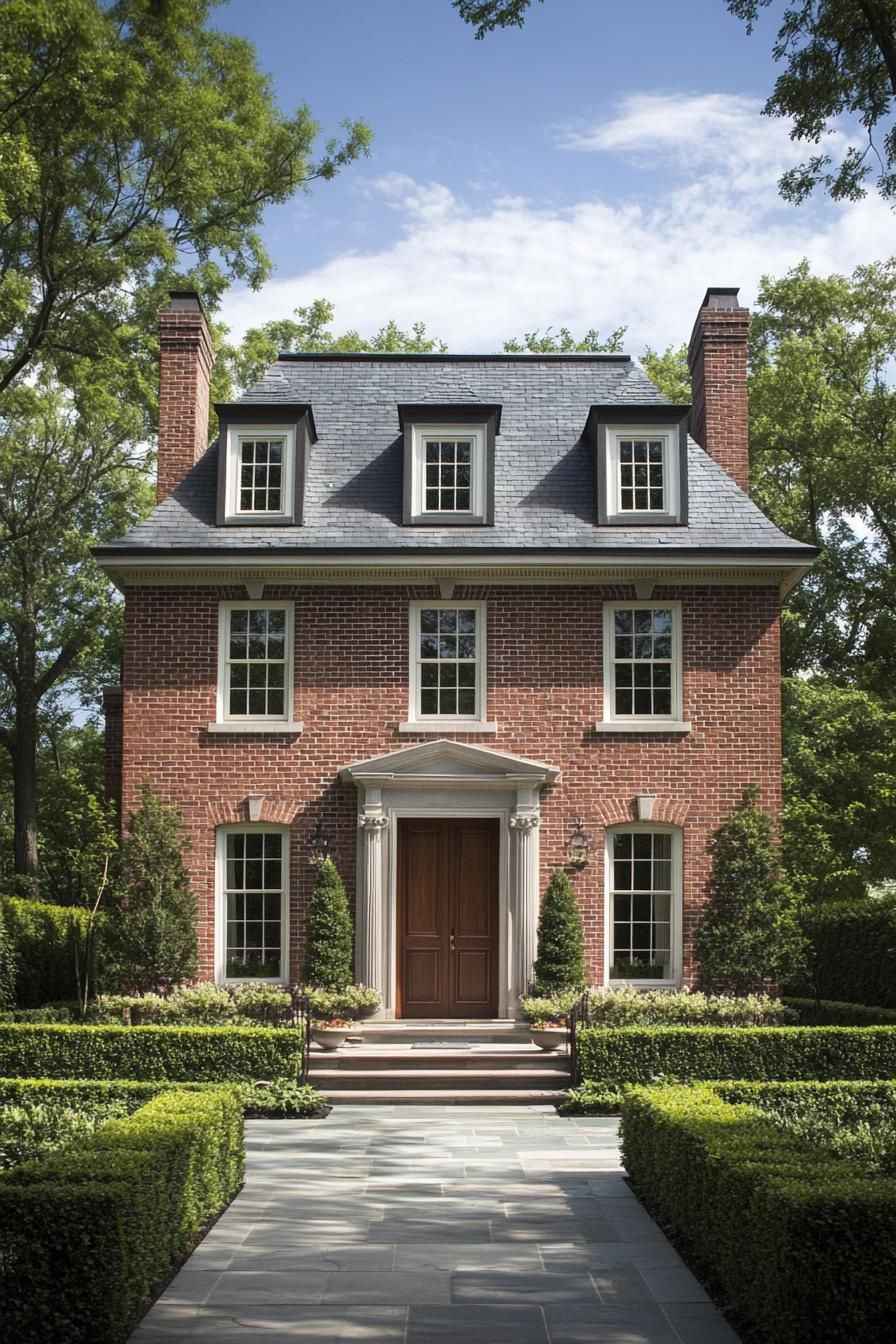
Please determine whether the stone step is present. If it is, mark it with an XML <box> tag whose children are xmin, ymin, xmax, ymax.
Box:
<box><xmin>357</xmin><ymin>1022</ymin><xmax>534</xmax><ymax>1045</ymax></box>
<box><xmin>310</xmin><ymin>1049</ymin><xmax>568</xmax><ymax>1071</ymax></box>
<box><xmin>313</xmin><ymin>1067</ymin><xmax>571</xmax><ymax>1092</ymax></box>
<box><xmin>325</xmin><ymin>1087</ymin><xmax>569</xmax><ymax>1105</ymax></box>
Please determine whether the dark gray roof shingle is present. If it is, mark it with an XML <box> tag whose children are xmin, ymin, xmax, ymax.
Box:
<box><xmin>100</xmin><ymin>354</ymin><xmax>812</xmax><ymax>555</ymax></box>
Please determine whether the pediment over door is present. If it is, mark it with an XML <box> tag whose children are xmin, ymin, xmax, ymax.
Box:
<box><xmin>339</xmin><ymin>738</ymin><xmax>560</xmax><ymax>790</ymax></box>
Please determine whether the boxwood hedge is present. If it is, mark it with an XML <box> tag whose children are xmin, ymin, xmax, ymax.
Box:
<box><xmin>0</xmin><ymin>1087</ymin><xmax>243</xmax><ymax>1344</ymax></box>
<box><xmin>782</xmin><ymin>996</ymin><xmax>896</xmax><ymax>1026</ymax></box>
<box><xmin>576</xmin><ymin>1023</ymin><xmax>896</xmax><ymax>1087</ymax></box>
<box><xmin>620</xmin><ymin>1082</ymin><xmax>896</xmax><ymax>1343</ymax></box>
<box><xmin>0</xmin><ymin>896</ymin><xmax>92</xmax><ymax>1007</ymax></box>
<box><xmin>0</xmin><ymin>1022</ymin><xmax>304</xmax><ymax>1082</ymax></box>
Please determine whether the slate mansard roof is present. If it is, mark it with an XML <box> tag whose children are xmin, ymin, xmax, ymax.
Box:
<box><xmin>98</xmin><ymin>353</ymin><xmax>814</xmax><ymax>559</ymax></box>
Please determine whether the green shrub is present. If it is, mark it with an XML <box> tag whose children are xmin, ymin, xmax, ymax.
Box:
<box><xmin>520</xmin><ymin>990</ymin><xmax>579</xmax><ymax>1023</ymax></box>
<box><xmin>0</xmin><ymin>897</ymin><xmax>90</xmax><ymax>1007</ymax></box>
<box><xmin>783</xmin><ymin>995</ymin><xmax>896</xmax><ymax>1025</ymax></box>
<box><xmin>0</xmin><ymin>1087</ymin><xmax>243</xmax><ymax>1344</ymax></box>
<box><xmin>0</xmin><ymin>911</ymin><xmax>15</xmax><ymax>1009</ymax></box>
<box><xmin>533</xmin><ymin>867</ymin><xmax>585</xmax><ymax>992</ymax></box>
<box><xmin>304</xmin><ymin>856</ymin><xmax>354</xmax><ymax>989</ymax></box>
<box><xmin>695</xmin><ymin>784</ymin><xmax>807</xmax><ymax>993</ymax></box>
<box><xmin>799</xmin><ymin>894</ymin><xmax>896</xmax><ymax>1010</ymax></box>
<box><xmin>576</xmin><ymin>1024</ymin><xmax>896</xmax><ymax>1088</ymax></box>
<box><xmin>0</xmin><ymin>1075</ymin><xmax>327</xmax><ymax>1120</ymax></box>
<box><xmin>100</xmin><ymin>981</ymin><xmax>297</xmax><ymax>1027</ymax></box>
<box><xmin>586</xmin><ymin>985</ymin><xmax>797</xmax><ymax>1027</ymax></box>
<box><xmin>238</xmin><ymin>1079</ymin><xmax>328</xmax><ymax>1117</ymax></box>
<box><xmin>620</xmin><ymin>1083</ymin><xmax>896</xmax><ymax>1343</ymax></box>
<box><xmin>0</xmin><ymin>1022</ymin><xmax>304</xmax><ymax>1082</ymax></box>
<box><xmin>0</xmin><ymin>1095</ymin><xmax>131</xmax><ymax>1170</ymax></box>
<box><xmin>0</xmin><ymin>1003</ymin><xmax>77</xmax><ymax>1023</ymax></box>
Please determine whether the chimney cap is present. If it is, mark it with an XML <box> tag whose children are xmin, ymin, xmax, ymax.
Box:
<box><xmin>700</xmin><ymin>287</ymin><xmax>741</xmax><ymax>311</ymax></box>
<box><xmin>166</xmin><ymin>289</ymin><xmax>206</xmax><ymax>315</ymax></box>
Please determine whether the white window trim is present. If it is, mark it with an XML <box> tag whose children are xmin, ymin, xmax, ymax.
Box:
<box><xmin>225</xmin><ymin>424</ymin><xmax>296</xmax><ymax>522</ymax></box>
<box><xmin>606</xmin><ymin>426</ymin><xmax>679</xmax><ymax>522</ymax></box>
<box><xmin>215</xmin><ymin>824</ymin><xmax>290</xmax><ymax>985</ymax></box>
<box><xmin>604</xmin><ymin>823</ymin><xmax>683</xmax><ymax>989</ymax></box>
<box><xmin>411</xmin><ymin>423</ymin><xmax>487</xmax><ymax>522</ymax></box>
<box><xmin>214</xmin><ymin>600</ymin><xmax>297</xmax><ymax>729</ymax></box>
<box><xmin>402</xmin><ymin>599</ymin><xmax>496</xmax><ymax>733</ymax></box>
<box><xmin>599</xmin><ymin>600</ymin><xmax>686</xmax><ymax>730</ymax></box>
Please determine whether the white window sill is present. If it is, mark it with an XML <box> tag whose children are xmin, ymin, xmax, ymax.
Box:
<box><xmin>206</xmin><ymin>721</ymin><xmax>304</xmax><ymax>735</ymax></box>
<box><xmin>399</xmin><ymin>720</ymin><xmax>498</xmax><ymax>735</ymax></box>
<box><xmin>593</xmin><ymin>721</ymin><xmax>691</xmax><ymax>734</ymax></box>
<box><xmin>608</xmin><ymin>979</ymin><xmax>679</xmax><ymax>989</ymax></box>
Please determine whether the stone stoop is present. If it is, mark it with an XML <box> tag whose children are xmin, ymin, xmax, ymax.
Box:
<box><xmin>307</xmin><ymin>1021</ymin><xmax>572</xmax><ymax>1105</ymax></box>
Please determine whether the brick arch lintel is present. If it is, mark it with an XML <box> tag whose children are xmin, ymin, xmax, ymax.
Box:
<box><xmin>208</xmin><ymin>798</ymin><xmax>302</xmax><ymax>827</ymax></box>
<box><xmin>593</xmin><ymin>798</ymin><xmax>691</xmax><ymax>828</ymax></box>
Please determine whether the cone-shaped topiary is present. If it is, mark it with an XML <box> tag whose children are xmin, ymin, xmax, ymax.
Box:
<box><xmin>304</xmin><ymin>855</ymin><xmax>354</xmax><ymax>990</ymax></box>
<box><xmin>695</xmin><ymin>784</ymin><xmax>807</xmax><ymax>995</ymax></box>
<box><xmin>533</xmin><ymin>867</ymin><xmax>586</xmax><ymax>993</ymax></box>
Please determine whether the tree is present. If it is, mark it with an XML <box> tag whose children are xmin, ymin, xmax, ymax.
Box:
<box><xmin>729</xmin><ymin>0</ymin><xmax>896</xmax><ymax>203</ymax></box>
<box><xmin>782</xmin><ymin>677</ymin><xmax>896</xmax><ymax>903</ymax></box>
<box><xmin>454</xmin><ymin>0</ymin><xmax>541</xmax><ymax>39</ymax></box>
<box><xmin>0</xmin><ymin>385</ymin><xmax>150</xmax><ymax>876</ymax></box>
<box><xmin>533</xmin><ymin>867</ymin><xmax>586</xmax><ymax>992</ymax></box>
<box><xmin>640</xmin><ymin>344</ymin><xmax>691</xmax><ymax>402</ymax></box>
<box><xmin>694</xmin><ymin>785</ymin><xmax>807</xmax><ymax>993</ymax></box>
<box><xmin>0</xmin><ymin>0</ymin><xmax>371</xmax><ymax>407</ymax></box>
<box><xmin>304</xmin><ymin>856</ymin><xmax>353</xmax><ymax>991</ymax></box>
<box><xmin>104</xmin><ymin>780</ymin><xmax>198</xmax><ymax>994</ymax></box>
<box><xmin>502</xmin><ymin>326</ymin><xmax>626</xmax><ymax>354</ymax></box>
<box><xmin>214</xmin><ymin>299</ymin><xmax>446</xmax><ymax>403</ymax></box>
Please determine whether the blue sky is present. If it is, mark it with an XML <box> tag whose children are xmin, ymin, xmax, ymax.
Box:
<box><xmin>214</xmin><ymin>0</ymin><xmax>894</xmax><ymax>354</ymax></box>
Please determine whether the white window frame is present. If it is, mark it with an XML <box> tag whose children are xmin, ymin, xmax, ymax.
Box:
<box><xmin>215</xmin><ymin>600</ymin><xmax>295</xmax><ymax>726</ymax></box>
<box><xmin>411</xmin><ymin>423</ymin><xmax>487</xmax><ymax>522</ymax></box>
<box><xmin>402</xmin><ymin>600</ymin><xmax>496</xmax><ymax>733</ymax></box>
<box><xmin>606</xmin><ymin>426</ymin><xmax>679</xmax><ymax>521</ymax></box>
<box><xmin>601</xmin><ymin>600</ymin><xmax>684</xmax><ymax>728</ymax></box>
<box><xmin>215</xmin><ymin>824</ymin><xmax>290</xmax><ymax>985</ymax></box>
<box><xmin>604</xmin><ymin>824</ymin><xmax>682</xmax><ymax>988</ymax></box>
<box><xmin>225</xmin><ymin>424</ymin><xmax>296</xmax><ymax>522</ymax></box>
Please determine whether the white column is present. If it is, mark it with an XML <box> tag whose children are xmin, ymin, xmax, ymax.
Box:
<box><xmin>510</xmin><ymin>810</ymin><xmax>540</xmax><ymax>1006</ymax></box>
<box><xmin>356</xmin><ymin>810</ymin><xmax>388</xmax><ymax>995</ymax></box>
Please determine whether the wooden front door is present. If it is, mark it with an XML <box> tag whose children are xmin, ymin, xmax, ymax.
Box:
<box><xmin>397</xmin><ymin>818</ymin><xmax>499</xmax><ymax>1018</ymax></box>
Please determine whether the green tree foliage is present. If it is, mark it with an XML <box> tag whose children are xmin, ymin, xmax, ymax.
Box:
<box><xmin>749</xmin><ymin>259</ymin><xmax>896</xmax><ymax>679</ymax></box>
<box><xmin>533</xmin><ymin>867</ymin><xmax>586</xmax><ymax>992</ymax></box>
<box><xmin>0</xmin><ymin>0</ymin><xmax>371</xmax><ymax>406</ymax></box>
<box><xmin>502</xmin><ymin>326</ymin><xmax>626</xmax><ymax>354</ymax></box>
<box><xmin>729</xmin><ymin>0</ymin><xmax>896</xmax><ymax>203</ymax></box>
<box><xmin>214</xmin><ymin>299</ymin><xmax>446</xmax><ymax>402</ymax></box>
<box><xmin>304</xmin><ymin>856</ymin><xmax>354</xmax><ymax>991</ymax></box>
<box><xmin>104</xmin><ymin>781</ymin><xmax>198</xmax><ymax>994</ymax></box>
<box><xmin>454</xmin><ymin>0</ymin><xmax>540</xmax><ymax>39</ymax></box>
<box><xmin>640</xmin><ymin>344</ymin><xmax>691</xmax><ymax>402</ymax></box>
<box><xmin>695</xmin><ymin>785</ymin><xmax>807</xmax><ymax>994</ymax></box>
<box><xmin>782</xmin><ymin>677</ymin><xmax>896</xmax><ymax>903</ymax></box>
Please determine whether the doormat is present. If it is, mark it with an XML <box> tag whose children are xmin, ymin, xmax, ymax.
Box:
<box><xmin>412</xmin><ymin>1042</ymin><xmax>473</xmax><ymax>1049</ymax></box>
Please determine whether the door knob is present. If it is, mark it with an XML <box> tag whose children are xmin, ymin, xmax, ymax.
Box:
<box><xmin>450</xmin><ymin>928</ymin><xmax>456</xmax><ymax>952</ymax></box>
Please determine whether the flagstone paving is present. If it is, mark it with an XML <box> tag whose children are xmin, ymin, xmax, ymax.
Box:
<box><xmin>128</xmin><ymin>1106</ymin><xmax>741</xmax><ymax>1344</ymax></box>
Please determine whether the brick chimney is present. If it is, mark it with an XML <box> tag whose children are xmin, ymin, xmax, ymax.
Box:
<box><xmin>687</xmin><ymin>287</ymin><xmax>750</xmax><ymax>493</ymax></box>
<box><xmin>157</xmin><ymin>290</ymin><xmax>214</xmax><ymax>502</ymax></box>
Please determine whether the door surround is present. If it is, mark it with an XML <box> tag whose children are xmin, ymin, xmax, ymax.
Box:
<box><xmin>340</xmin><ymin>739</ymin><xmax>559</xmax><ymax>1019</ymax></box>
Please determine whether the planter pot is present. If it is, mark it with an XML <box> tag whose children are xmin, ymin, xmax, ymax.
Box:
<box><xmin>530</xmin><ymin>1027</ymin><xmax>567</xmax><ymax>1052</ymax></box>
<box><xmin>352</xmin><ymin>1003</ymin><xmax>380</xmax><ymax>1020</ymax></box>
<box><xmin>311</xmin><ymin>1027</ymin><xmax>350</xmax><ymax>1051</ymax></box>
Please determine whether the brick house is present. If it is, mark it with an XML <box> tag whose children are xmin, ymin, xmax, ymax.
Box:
<box><xmin>96</xmin><ymin>288</ymin><xmax>815</xmax><ymax>1019</ymax></box>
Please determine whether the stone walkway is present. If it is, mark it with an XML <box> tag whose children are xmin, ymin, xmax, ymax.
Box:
<box><xmin>129</xmin><ymin>1106</ymin><xmax>740</xmax><ymax>1344</ymax></box>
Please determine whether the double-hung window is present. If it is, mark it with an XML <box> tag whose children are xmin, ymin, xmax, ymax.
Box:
<box><xmin>602</xmin><ymin>601</ymin><xmax>683</xmax><ymax>728</ymax></box>
<box><xmin>605</xmin><ymin>427</ymin><xmax>680</xmax><ymax>521</ymax></box>
<box><xmin>217</xmin><ymin>827</ymin><xmax>289</xmax><ymax>982</ymax></box>
<box><xmin>607</xmin><ymin>827</ymin><xmax>681</xmax><ymax>985</ymax></box>
<box><xmin>412</xmin><ymin>425</ymin><xmax>486</xmax><ymax>521</ymax></box>
<box><xmin>224</xmin><ymin>425</ymin><xmax>296</xmax><ymax>522</ymax></box>
<box><xmin>216</xmin><ymin>601</ymin><xmax>294</xmax><ymax>726</ymax></box>
<box><xmin>404</xmin><ymin>601</ymin><xmax>493</xmax><ymax>731</ymax></box>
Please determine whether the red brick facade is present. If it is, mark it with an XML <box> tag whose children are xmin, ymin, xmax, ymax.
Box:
<box><xmin>156</xmin><ymin>292</ymin><xmax>214</xmax><ymax>503</ymax></box>
<box><xmin>118</xmin><ymin>580</ymin><xmax>782</xmax><ymax>987</ymax></box>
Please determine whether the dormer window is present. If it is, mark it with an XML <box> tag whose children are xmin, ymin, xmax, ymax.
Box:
<box><xmin>215</xmin><ymin>402</ymin><xmax>316</xmax><ymax>527</ymax></box>
<box><xmin>399</xmin><ymin>403</ymin><xmax>500</xmax><ymax>526</ymax></box>
<box><xmin>585</xmin><ymin>404</ymin><xmax>690</xmax><ymax>527</ymax></box>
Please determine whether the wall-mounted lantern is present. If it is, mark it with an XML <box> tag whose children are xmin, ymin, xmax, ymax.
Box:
<box><xmin>308</xmin><ymin>819</ymin><xmax>331</xmax><ymax>863</ymax></box>
<box><xmin>566</xmin><ymin>817</ymin><xmax>593</xmax><ymax>869</ymax></box>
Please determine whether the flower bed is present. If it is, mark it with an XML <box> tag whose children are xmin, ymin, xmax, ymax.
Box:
<box><xmin>0</xmin><ymin>1087</ymin><xmax>243</xmax><ymax>1344</ymax></box>
<box><xmin>620</xmin><ymin>1081</ymin><xmax>896</xmax><ymax>1343</ymax></box>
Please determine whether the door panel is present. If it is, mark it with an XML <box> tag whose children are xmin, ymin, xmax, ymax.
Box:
<box><xmin>397</xmin><ymin>818</ymin><xmax>499</xmax><ymax>1018</ymax></box>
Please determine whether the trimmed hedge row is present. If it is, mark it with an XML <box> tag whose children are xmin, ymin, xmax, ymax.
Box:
<box><xmin>0</xmin><ymin>896</ymin><xmax>90</xmax><ymax>1007</ymax></box>
<box><xmin>783</xmin><ymin>996</ymin><xmax>896</xmax><ymax>1026</ymax></box>
<box><xmin>801</xmin><ymin>895</ymin><xmax>896</xmax><ymax>1010</ymax></box>
<box><xmin>620</xmin><ymin>1083</ymin><xmax>896</xmax><ymax>1343</ymax></box>
<box><xmin>576</xmin><ymin>1023</ymin><xmax>896</xmax><ymax>1086</ymax></box>
<box><xmin>0</xmin><ymin>1022</ymin><xmax>305</xmax><ymax>1082</ymax></box>
<box><xmin>0</xmin><ymin>1087</ymin><xmax>243</xmax><ymax>1344</ymax></box>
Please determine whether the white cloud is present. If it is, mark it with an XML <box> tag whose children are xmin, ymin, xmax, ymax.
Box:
<box><xmin>220</xmin><ymin>93</ymin><xmax>894</xmax><ymax>356</ymax></box>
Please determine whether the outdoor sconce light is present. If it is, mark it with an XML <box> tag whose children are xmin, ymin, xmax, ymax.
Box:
<box><xmin>566</xmin><ymin>817</ymin><xmax>593</xmax><ymax>869</ymax></box>
<box><xmin>309</xmin><ymin>819</ymin><xmax>331</xmax><ymax>862</ymax></box>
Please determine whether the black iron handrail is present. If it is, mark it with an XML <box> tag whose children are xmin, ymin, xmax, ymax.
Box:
<box><xmin>568</xmin><ymin>989</ymin><xmax>592</xmax><ymax>1086</ymax></box>
<box><xmin>291</xmin><ymin>985</ymin><xmax>312</xmax><ymax>1083</ymax></box>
